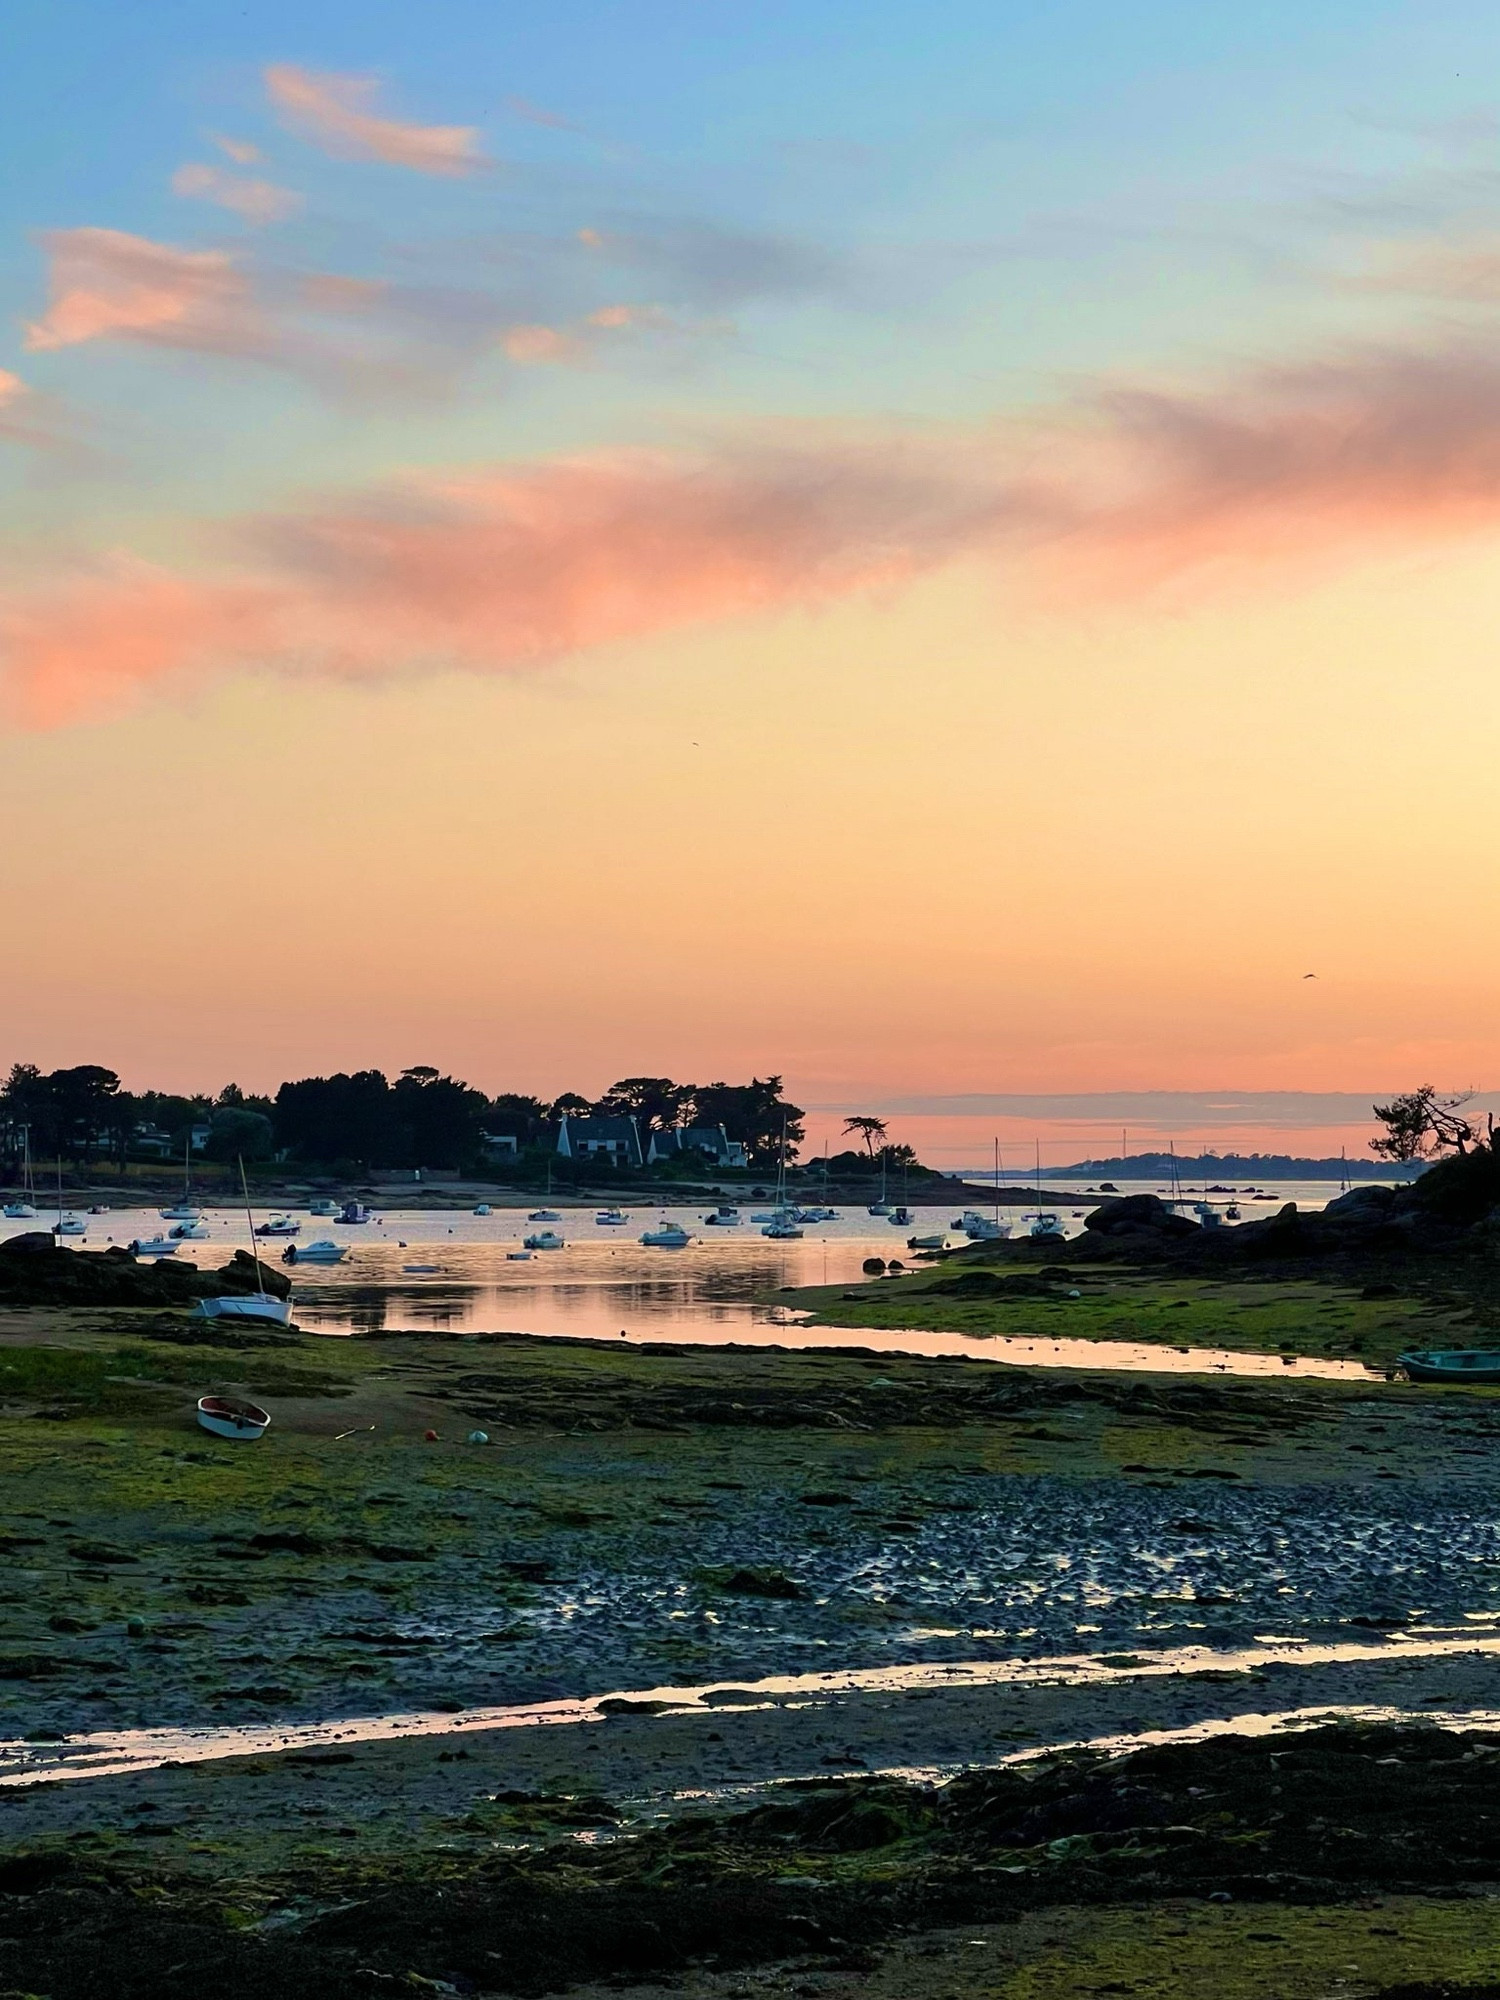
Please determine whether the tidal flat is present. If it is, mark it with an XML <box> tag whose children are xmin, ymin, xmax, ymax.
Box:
<box><xmin>6</xmin><ymin>1289</ymin><xmax>1500</xmax><ymax>1996</ymax></box>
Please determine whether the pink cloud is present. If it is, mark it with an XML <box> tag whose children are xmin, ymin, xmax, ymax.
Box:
<box><xmin>502</xmin><ymin>322</ymin><xmax>582</xmax><ymax>364</ymax></box>
<box><xmin>23</xmin><ymin>228</ymin><xmax>261</xmax><ymax>356</ymax></box>
<box><xmin>0</xmin><ymin>371</ymin><xmax>25</xmax><ymax>411</ymax></box>
<box><xmin>211</xmin><ymin>134</ymin><xmax>262</xmax><ymax>166</ymax></box>
<box><xmin>171</xmin><ymin>162</ymin><xmax>303</xmax><ymax>226</ymax></box>
<box><xmin>504</xmin><ymin>95</ymin><xmax>579</xmax><ymax>133</ymax></box>
<box><xmin>265</xmin><ymin>65</ymin><xmax>485</xmax><ymax>176</ymax></box>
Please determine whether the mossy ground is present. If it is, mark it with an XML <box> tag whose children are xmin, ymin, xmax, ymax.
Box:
<box><xmin>788</xmin><ymin>1265</ymin><xmax>1478</xmax><ymax>1367</ymax></box>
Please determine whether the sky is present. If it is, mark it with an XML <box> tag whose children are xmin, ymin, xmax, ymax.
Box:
<box><xmin>4</xmin><ymin>1</ymin><xmax>1500</xmax><ymax>1165</ymax></box>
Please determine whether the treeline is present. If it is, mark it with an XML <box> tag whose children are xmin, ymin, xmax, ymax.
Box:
<box><xmin>0</xmin><ymin>1063</ymin><xmax>806</xmax><ymax>1174</ymax></box>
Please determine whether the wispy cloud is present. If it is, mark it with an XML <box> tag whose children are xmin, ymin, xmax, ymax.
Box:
<box><xmin>504</xmin><ymin>95</ymin><xmax>580</xmax><ymax>133</ymax></box>
<box><xmin>171</xmin><ymin>162</ymin><xmax>303</xmax><ymax>226</ymax></box>
<box><xmin>210</xmin><ymin>133</ymin><xmax>262</xmax><ymax>166</ymax></box>
<box><xmin>23</xmin><ymin>229</ymin><xmax>259</xmax><ymax>356</ymax></box>
<box><xmin>265</xmin><ymin>65</ymin><xmax>485</xmax><ymax>176</ymax></box>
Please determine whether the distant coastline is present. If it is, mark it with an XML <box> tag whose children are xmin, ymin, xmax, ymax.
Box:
<box><xmin>973</xmin><ymin>1152</ymin><xmax>1420</xmax><ymax>1183</ymax></box>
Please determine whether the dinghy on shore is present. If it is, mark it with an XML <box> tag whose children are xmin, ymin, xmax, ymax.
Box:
<box><xmin>196</xmin><ymin>1395</ymin><xmax>270</xmax><ymax>1440</ymax></box>
<box><xmin>1399</xmin><ymin>1349</ymin><xmax>1500</xmax><ymax>1384</ymax></box>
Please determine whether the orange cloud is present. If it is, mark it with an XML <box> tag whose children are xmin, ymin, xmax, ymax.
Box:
<box><xmin>265</xmin><ymin>64</ymin><xmax>484</xmax><ymax>176</ymax></box>
<box><xmin>0</xmin><ymin>443</ymin><xmax>1006</xmax><ymax>723</ymax></box>
<box><xmin>211</xmin><ymin>134</ymin><xmax>261</xmax><ymax>166</ymax></box>
<box><xmin>23</xmin><ymin>228</ymin><xmax>259</xmax><ymax>356</ymax></box>
<box><xmin>502</xmin><ymin>322</ymin><xmax>581</xmax><ymax>365</ymax></box>
<box><xmin>0</xmin><ymin>371</ymin><xmax>25</xmax><ymax>411</ymax></box>
<box><xmin>171</xmin><ymin>162</ymin><xmax>303</xmax><ymax>226</ymax></box>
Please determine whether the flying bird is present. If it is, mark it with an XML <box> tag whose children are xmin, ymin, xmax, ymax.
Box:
<box><xmin>1303</xmin><ymin>972</ymin><xmax>1317</xmax><ymax>979</ymax></box>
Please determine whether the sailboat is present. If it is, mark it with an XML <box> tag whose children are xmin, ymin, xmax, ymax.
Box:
<box><xmin>761</xmin><ymin>1119</ymin><xmax>803</xmax><ymax>1237</ymax></box>
<box><xmin>1025</xmin><ymin>1139</ymin><xmax>1064</xmax><ymax>1240</ymax></box>
<box><xmin>4</xmin><ymin>1130</ymin><xmax>37</xmax><ymax>1219</ymax></box>
<box><xmin>53</xmin><ymin>1158</ymin><xmax>86</xmax><ymax>1236</ymax></box>
<box><xmin>160</xmin><ymin>1136</ymin><xmax>201</xmax><ymax>1221</ymax></box>
<box><xmin>964</xmin><ymin>1139</ymin><xmax>1013</xmax><ymax>1241</ymax></box>
<box><xmin>867</xmin><ymin>1146</ymin><xmax>890</xmax><ymax>1217</ymax></box>
<box><xmin>191</xmin><ymin>1158</ymin><xmax>293</xmax><ymax>1326</ymax></box>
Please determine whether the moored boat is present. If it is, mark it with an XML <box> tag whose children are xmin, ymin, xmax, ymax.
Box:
<box><xmin>338</xmin><ymin>1202</ymin><xmax>373</xmax><ymax>1225</ymax></box>
<box><xmin>641</xmin><ymin>1221</ymin><xmax>692</xmax><ymax>1247</ymax></box>
<box><xmin>54</xmin><ymin>1213</ymin><xmax>87</xmax><ymax>1236</ymax></box>
<box><xmin>596</xmin><ymin>1207</ymin><xmax>628</xmax><ymax>1225</ymax></box>
<box><xmin>193</xmin><ymin>1291</ymin><xmax>292</xmax><ymax>1326</ymax></box>
<box><xmin>196</xmin><ymin>1394</ymin><xmax>271</xmax><ymax>1440</ymax></box>
<box><xmin>527</xmin><ymin>1208</ymin><xmax>561</xmax><ymax>1222</ymax></box>
<box><xmin>524</xmin><ymin>1229</ymin><xmax>565</xmax><ymax>1250</ymax></box>
<box><xmin>169</xmin><ymin>1220</ymin><xmax>211</xmax><ymax>1239</ymax></box>
<box><xmin>283</xmin><ymin>1239</ymin><xmax>347</xmax><ymax>1264</ymax></box>
<box><xmin>1399</xmin><ymin>1349</ymin><xmax>1500</xmax><ymax>1384</ymax></box>
<box><xmin>130</xmin><ymin>1236</ymin><xmax>181</xmax><ymax>1257</ymax></box>
<box><xmin>255</xmin><ymin>1214</ymin><xmax>300</xmax><ymax>1237</ymax></box>
<box><xmin>472</xmin><ymin>1203</ymin><xmax>493</xmax><ymax>1217</ymax></box>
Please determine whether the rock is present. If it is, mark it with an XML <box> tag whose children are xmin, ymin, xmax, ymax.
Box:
<box><xmin>1083</xmin><ymin>1195</ymin><xmax>1198</xmax><ymax>1238</ymax></box>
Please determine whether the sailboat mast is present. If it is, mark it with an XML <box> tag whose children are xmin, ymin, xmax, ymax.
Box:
<box><xmin>239</xmin><ymin>1156</ymin><xmax>266</xmax><ymax>1298</ymax></box>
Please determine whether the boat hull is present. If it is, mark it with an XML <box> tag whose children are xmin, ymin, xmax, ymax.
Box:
<box><xmin>192</xmin><ymin>1294</ymin><xmax>293</xmax><ymax>1326</ymax></box>
<box><xmin>1399</xmin><ymin>1350</ymin><xmax>1500</xmax><ymax>1384</ymax></box>
<box><xmin>196</xmin><ymin>1395</ymin><xmax>270</xmax><ymax>1440</ymax></box>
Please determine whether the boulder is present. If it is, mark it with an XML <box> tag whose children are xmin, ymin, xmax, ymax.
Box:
<box><xmin>1083</xmin><ymin>1195</ymin><xmax>1199</xmax><ymax>1238</ymax></box>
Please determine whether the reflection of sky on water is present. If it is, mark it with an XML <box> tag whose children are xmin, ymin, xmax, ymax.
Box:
<box><xmin>0</xmin><ymin>1193</ymin><xmax>1364</xmax><ymax>1378</ymax></box>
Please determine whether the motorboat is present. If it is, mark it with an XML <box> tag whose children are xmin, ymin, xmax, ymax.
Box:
<box><xmin>2</xmin><ymin>1200</ymin><xmax>36</xmax><ymax>1220</ymax></box>
<box><xmin>888</xmin><ymin>1206</ymin><xmax>914</xmax><ymax>1227</ymax></box>
<box><xmin>283</xmin><ymin>1239</ymin><xmax>347</xmax><ymax>1264</ymax></box>
<box><xmin>596</xmin><ymin>1207</ymin><xmax>628</xmax><ymax>1226</ymax></box>
<box><xmin>255</xmin><ymin>1215</ymin><xmax>300</xmax><ymax>1237</ymax></box>
<box><xmin>703</xmin><ymin>1205</ymin><xmax>740</xmax><ymax>1226</ymax></box>
<box><xmin>88</xmin><ymin>1204</ymin><xmax>110</xmax><ymax>1215</ymax></box>
<box><xmin>962</xmin><ymin>1210</ymin><xmax>1012</xmax><ymax>1242</ymax></box>
<box><xmin>196</xmin><ymin>1394</ymin><xmax>271</xmax><ymax>1440</ymax></box>
<box><xmin>159</xmin><ymin>1201</ymin><xmax>201</xmax><ymax>1222</ymax></box>
<box><xmin>309</xmin><ymin>1198</ymin><xmax>338</xmax><ymax>1217</ymax></box>
<box><xmin>193</xmin><ymin>1291</ymin><xmax>292</xmax><ymax>1327</ymax></box>
<box><xmin>169</xmin><ymin>1220</ymin><xmax>211</xmax><ymax>1239</ymax></box>
<box><xmin>867</xmin><ymin>1202</ymin><xmax>891</xmax><ymax>1217</ymax></box>
<box><xmin>907</xmin><ymin>1233</ymin><xmax>948</xmax><ymax>1250</ymax></box>
<box><xmin>641</xmin><ymin>1221</ymin><xmax>692</xmax><ymax>1247</ymax></box>
<box><xmin>1225</xmin><ymin>1203</ymin><xmax>1241</xmax><ymax>1221</ymax></box>
<box><xmin>528</xmin><ymin>1208</ymin><xmax>561</xmax><ymax>1223</ymax></box>
<box><xmin>761</xmin><ymin>1215</ymin><xmax>803</xmax><ymax>1239</ymax></box>
<box><xmin>54</xmin><ymin>1213</ymin><xmax>87</xmax><ymax>1237</ymax></box>
<box><xmin>1191</xmin><ymin>1201</ymin><xmax>1223</xmax><ymax>1229</ymax></box>
<box><xmin>1026</xmin><ymin>1212</ymin><xmax>1066</xmax><ymax>1241</ymax></box>
<box><xmin>130</xmin><ymin>1236</ymin><xmax>181</xmax><ymax>1257</ymax></box>
<box><xmin>473</xmin><ymin>1203</ymin><xmax>493</xmax><ymax>1217</ymax></box>
<box><xmin>338</xmin><ymin>1202</ymin><xmax>373</xmax><ymax>1225</ymax></box>
<box><xmin>523</xmin><ymin>1229</ymin><xmax>565</xmax><ymax>1250</ymax></box>
<box><xmin>1400</xmin><ymin>1349</ymin><xmax>1500</xmax><ymax>1384</ymax></box>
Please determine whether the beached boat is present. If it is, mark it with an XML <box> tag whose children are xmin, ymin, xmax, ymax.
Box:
<box><xmin>283</xmin><ymin>1239</ymin><xmax>346</xmax><ymax>1264</ymax></box>
<box><xmin>338</xmin><ymin>1202</ymin><xmax>373</xmax><ymax>1225</ymax></box>
<box><xmin>130</xmin><ymin>1236</ymin><xmax>181</xmax><ymax>1257</ymax></box>
<box><xmin>308</xmin><ymin>1198</ymin><xmax>338</xmax><ymax>1217</ymax></box>
<box><xmin>907</xmin><ymin>1232</ymin><xmax>948</xmax><ymax>1250</ymax></box>
<box><xmin>1399</xmin><ymin>1349</ymin><xmax>1500</xmax><ymax>1384</ymax></box>
<box><xmin>192</xmin><ymin>1159</ymin><xmax>294</xmax><ymax>1328</ymax></box>
<box><xmin>528</xmin><ymin>1208</ymin><xmax>561</xmax><ymax>1222</ymax></box>
<box><xmin>88</xmin><ymin>1204</ymin><xmax>110</xmax><ymax>1215</ymax></box>
<box><xmin>472</xmin><ymin>1203</ymin><xmax>493</xmax><ymax>1217</ymax></box>
<box><xmin>703</xmin><ymin>1205</ymin><xmax>740</xmax><ymax>1226</ymax></box>
<box><xmin>641</xmin><ymin>1221</ymin><xmax>692</xmax><ymax>1247</ymax></box>
<box><xmin>254</xmin><ymin>1214</ymin><xmax>300</xmax><ymax>1237</ymax></box>
<box><xmin>596</xmin><ymin>1207</ymin><xmax>628</xmax><ymax>1225</ymax></box>
<box><xmin>169</xmin><ymin>1220</ymin><xmax>210</xmax><ymax>1239</ymax></box>
<box><xmin>196</xmin><ymin>1395</ymin><xmax>270</xmax><ymax>1441</ymax></box>
<box><xmin>761</xmin><ymin>1213</ymin><xmax>803</xmax><ymax>1239</ymax></box>
<box><xmin>506</xmin><ymin>1249</ymin><xmax>532</xmax><ymax>1260</ymax></box>
<box><xmin>524</xmin><ymin>1229</ymin><xmax>565</xmax><ymax>1250</ymax></box>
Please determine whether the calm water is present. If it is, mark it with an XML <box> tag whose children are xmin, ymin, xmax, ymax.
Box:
<box><xmin>1</xmin><ymin>1185</ymin><xmax>1371</xmax><ymax>1379</ymax></box>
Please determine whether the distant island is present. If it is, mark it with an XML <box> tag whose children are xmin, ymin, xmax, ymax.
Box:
<box><xmin>1026</xmin><ymin>1151</ymin><xmax>1419</xmax><ymax>1183</ymax></box>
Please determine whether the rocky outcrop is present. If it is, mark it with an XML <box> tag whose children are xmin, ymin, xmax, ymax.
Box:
<box><xmin>0</xmin><ymin>1235</ymin><xmax>290</xmax><ymax>1306</ymax></box>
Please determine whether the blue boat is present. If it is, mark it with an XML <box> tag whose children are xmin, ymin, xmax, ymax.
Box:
<box><xmin>1398</xmin><ymin>1349</ymin><xmax>1500</xmax><ymax>1384</ymax></box>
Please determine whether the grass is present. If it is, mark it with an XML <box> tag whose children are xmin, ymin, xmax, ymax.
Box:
<box><xmin>787</xmin><ymin>1264</ymin><xmax>1476</xmax><ymax>1366</ymax></box>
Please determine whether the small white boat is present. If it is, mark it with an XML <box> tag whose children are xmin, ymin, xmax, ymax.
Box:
<box><xmin>867</xmin><ymin>1202</ymin><xmax>891</xmax><ymax>1217</ymax></box>
<box><xmin>6</xmin><ymin>1131</ymin><xmax>39</xmax><ymax>1220</ymax></box>
<box><xmin>255</xmin><ymin>1214</ymin><xmax>300</xmax><ymax>1237</ymax></box>
<box><xmin>506</xmin><ymin>1249</ymin><xmax>533</xmax><ymax>1261</ymax></box>
<box><xmin>309</xmin><ymin>1198</ymin><xmax>338</xmax><ymax>1217</ymax></box>
<box><xmin>528</xmin><ymin>1208</ymin><xmax>561</xmax><ymax>1222</ymax></box>
<box><xmin>888</xmin><ymin>1206</ymin><xmax>914</xmax><ymax>1227</ymax></box>
<box><xmin>472</xmin><ymin>1202</ymin><xmax>493</xmax><ymax>1217</ymax></box>
<box><xmin>761</xmin><ymin>1217</ymin><xmax>803</xmax><ymax>1239</ymax></box>
<box><xmin>1026</xmin><ymin>1212</ymin><xmax>1065</xmax><ymax>1241</ymax></box>
<box><xmin>54</xmin><ymin>1214</ymin><xmax>87</xmax><ymax>1237</ymax></box>
<box><xmin>130</xmin><ymin>1237</ymin><xmax>181</xmax><ymax>1257</ymax></box>
<box><xmin>703</xmin><ymin>1205</ymin><xmax>740</xmax><ymax>1226</ymax></box>
<box><xmin>524</xmin><ymin>1229</ymin><xmax>565</xmax><ymax>1250</ymax></box>
<box><xmin>641</xmin><ymin>1221</ymin><xmax>692</xmax><ymax>1248</ymax></box>
<box><xmin>962</xmin><ymin>1210</ymin><xmax>1012</xmax><ymax>1242</ymax></box>
<box><xmin>89</xmin><ymin>1204</ymin><xmax>110</xmax><ymax>1215</ymax></box>
<box><xmin>283</xmin><ymin>1239</ymin><xmax>347</xmax><ymax>1264</ymax></box>
<box><xmin>3</xmin><ymin>1201</ymin><xmax>36</xmax><ymax>1220</ymax></box>
<box><xmin>159</xmin><ymin>1201</ymin><xmax>201</xmax><ymax>1222</ymax></box>
<box><xmin>169</xmin><ymin>1220</ymin><xmax>211</xmax><ymax>1239</ymax></box>
<box><xmin>908</xmin><ymin>1233</ymin><xmax>948</xmax><ymax>1250</ymax></box>
<box><xmin>338</xmin><ymin>1202</ymin><xmax>373</xmax><ymax>1225</ymax></box>
<box><xmin>750</xmin><ymin>1211</ymin><xmax>781</xmax><ymax>1223</ymax></box>
<box><xmin>193</xmin><ymin>1291</ymin><xmax>292</xmax><ymax>1326</ymax></box>
<box><xmin>196</xmin><ymin>1394</ymin><xmax>270</xmax><ymax>1440</ymax></box>
<box><xmin>596</xmin><ymin>1207</ymin><xmax>628</xmax><ymax>1226</ymax></box>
